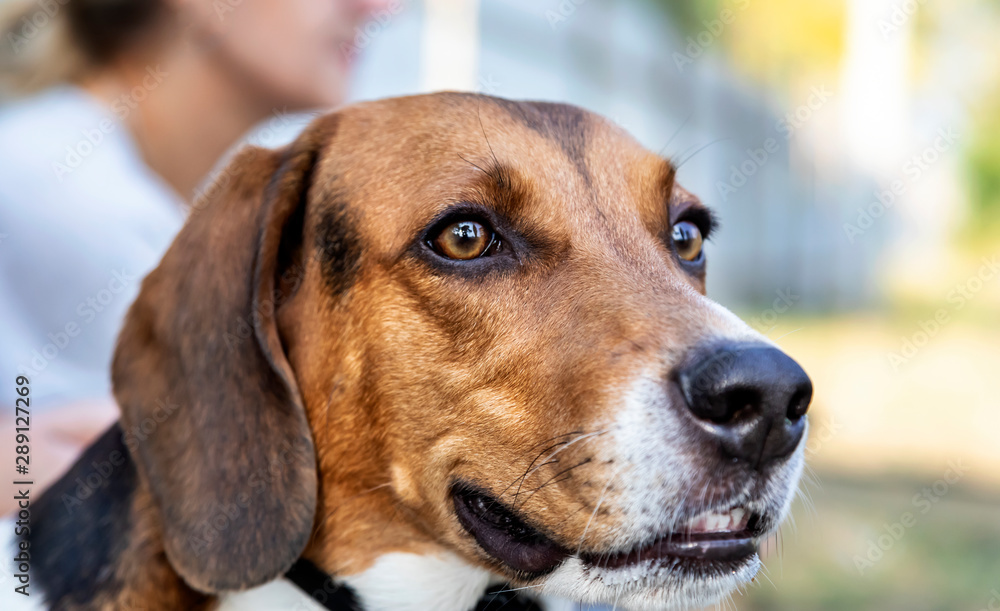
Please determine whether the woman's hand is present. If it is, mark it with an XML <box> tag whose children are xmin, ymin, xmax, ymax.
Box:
<box><xmin>1</xmin><ymin>398</ymin><xmax>119</xmax><ymax>517</ymax></box>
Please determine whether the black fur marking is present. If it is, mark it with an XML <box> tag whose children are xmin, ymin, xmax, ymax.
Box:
<box><xmin>285</xmin><ymin>559</ymin><xmax>364</xmax><ymax>610</ymax></box>
<box><xmin>314</xmin><ymin>198</ymin><xmax>361</xmax><ymax>297</ymax></box>
<box><xmin>474</xmin><ymin>585</ymin><xmax>545</xmax><ymax>611</ymax></box>
<box><xmin>274</xmin><ymin>163</ymin><xmax>311</xmax><ymax>302</ymax></box>
<box><xmin>29</xmin><ymin>423</ymin><xmax>136</xmax><ymax>607</ymax></box>
<box><xmin>491</xmin><ymin>99</ymin><xmax>593</xmax><ymax>186</ymax></box>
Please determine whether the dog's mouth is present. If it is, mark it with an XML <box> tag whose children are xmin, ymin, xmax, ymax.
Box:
<box><xmin>582</xmin><ymin>506</ymin><xmax>763</xmax><ymax>570</ymax></box>
<box><xmin>452</xmin><ymin>485</ymin><xmax>767</xmax><ymax>578</ymax></box>
<box><xmin>452</xmin><ymin>486</ymin><xmax>570</xmax><ymax>576</ymax></box>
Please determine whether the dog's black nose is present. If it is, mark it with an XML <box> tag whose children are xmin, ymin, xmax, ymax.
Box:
<box><xmin>676</xmin><ymin>342</ymin><xmax>812</xmax><ymax>469</ymax></box>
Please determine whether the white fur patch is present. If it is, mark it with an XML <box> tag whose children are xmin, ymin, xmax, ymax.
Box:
<box><xmin>341</xmin><ymin>551</ymin><xmax>493</xmax><ymax>611</ymax></box>
<box><xmin>218</xmin><ymin>579</ymin><xmax>329</xmax><ymax>611</ymax></box>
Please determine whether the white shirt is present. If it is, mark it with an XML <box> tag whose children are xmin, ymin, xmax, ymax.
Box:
<box><xmin>0</xmin><ymin>86</ymin><xmax>186</xmax><ymax>410</ymax></box>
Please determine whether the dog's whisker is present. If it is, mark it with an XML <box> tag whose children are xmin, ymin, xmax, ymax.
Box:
<box><xmin>457</xmin><ymin>153</ymin><xmax>489</xmax><ymax>175</ymax></box>
<box><xmin>666</xmin><ymin>477</ymin><xmax>699</xmax><ymax>544</ymax></box>
<box><xmin>526</xmin><ymin>430</ymin><xmax>584</xmax><ymax>453</ymax></box>
<box><xmin>503</xmin><ymin>429</ymin><xmax>606</xmax><ymax>509</ymax></box>
<box><xmin>785</xmin><ymin>510</ymin><xmax>798</xmax><ymax>535</ymax></box>
<box><xmin>510</xmin><ymin>439</ymin><xmax>576</xmax><ymax>507</ymax></box>
<box><xmin>474</xmin><ymin>98</ymin><xmax>504</xmax><ymax>183</ymax></box>
<box><xmin>522</xmin><ymin>429</ymin><xmax>609</xmax><ymax>483</ymax></box>
<box><xmin>778</xmin><ymin>529</ymin><xmax>785</xmax><ymax>577</ymax></box>
<box><xmin>490</xmin><ymin>583</ymin><xmax>547</xmax><ymax>594</ymax></box>
<box><xmin>313</xmin><ymin>481</ymin><xmax>394</xmax><ymax>538</ymax></box>
<box><xmin>576</xmin><ymin>463</ymin><xmax>624</xmax><ymax>555</ymax></box>
<box><xmin>517</xmin><ymin>458</ymin><xmax>593</xmax><ymax>510</ymax></box>
<box><xmin>772</xmin><ymin>327</ymin><xmax>805</xmax><ymax>342</ymax></box>
<box><xmin>658</xmin><ymin>111</ymin><xmax>694</xmax><ymax>158</ymax></box>
<box><xmin>611</xmin><ymin>582</ymin><xmax>624</xmax><ymax>611</ymax></box>
<box><xmin>498</xmin><ymin>431</ymin><xmax>582</xmax><ymax>505</ymax></box>
<box><xmin>675</xmin><ymin>137</ymin><xmax>732</xmax><ymax>170</ymax></box>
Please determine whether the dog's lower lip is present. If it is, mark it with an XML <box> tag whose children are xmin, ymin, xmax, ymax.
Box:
<box><xmin>584</xmin><ymin>531</ymin><xmax>757</xmax><ymax>570</ymax></box>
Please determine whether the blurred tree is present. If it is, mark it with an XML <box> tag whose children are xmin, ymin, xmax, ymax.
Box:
<box><xmin>647</xmin><ymin>0</ymin><xmax>845</xmax><ymax>84</ymax></box>
<box><xmin>646</xmin><ymin>0</ymin><xmax>721</xmax><ymax>34</ymax></box>
<box><xmin>966</xmin><ymin>90</ymin><xmax>1000</xmax><ymax>237</ymax></box>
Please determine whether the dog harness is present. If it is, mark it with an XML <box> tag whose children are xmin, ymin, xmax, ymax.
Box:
<box><xmin>285</xmin><ymin>558</ymin><xmax>543</xmax><ymax>611</ymax></box>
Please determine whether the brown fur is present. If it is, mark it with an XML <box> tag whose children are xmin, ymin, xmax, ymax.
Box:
<box><xmin>96</xmin><ymin>93</ymin><xmax>734</xmax><ymax>605</ymax></box>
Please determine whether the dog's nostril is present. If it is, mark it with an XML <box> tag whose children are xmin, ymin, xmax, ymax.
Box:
<box><xmin>787</xmin><ymin>387</ymin><xmax>812</xmax><ymax>421</ymax></box>
<box><xmin>719</xmin><ymin>387</ymin><xmax>760</xmax><ymax>424</ymax></box>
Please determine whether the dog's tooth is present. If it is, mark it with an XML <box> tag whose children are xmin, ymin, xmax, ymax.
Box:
<box><xmin>730</xmin><ymin>508</ymin><xmax>746</xmax><ymax>529</ymax></box>
<box><xmin>686</xmin><ymin>509</ymin><xmax>752</xmax><ymax>533</ymax></box>
<box><xmin>682</xmin><ymin>508</ymin><xmax>750</xmax><ymax>534</ymax></box>
<box><xmin>688</xmin><ymin>514</ymin><xmax>708</xmax><ymax>532</ymax></box>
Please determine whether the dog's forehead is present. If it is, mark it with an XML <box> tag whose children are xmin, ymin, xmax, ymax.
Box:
<box><xmin>310</xmin><ymin>93</ymin><xmax>679</xmax><ymax>256</ymax></box>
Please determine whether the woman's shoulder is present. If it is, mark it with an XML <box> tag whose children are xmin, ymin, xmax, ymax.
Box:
<box><xmin>0</xmin><ymin>85</ymin><xmax>184</xmax><ymax>213</ymax></box>
<box><xmin>0</xmin><ymin>86</ymin><xmax>102</xmax><ymax>151</ymax></box>
<box><xmin>0</xmin><ymin>87</ymin><xmax>132</xmax><ymax>181</ymax></box>
<box><xmin>0</xmin><ymin>85</ymin><xmax>186</xmax><ymax>263</ymax></box>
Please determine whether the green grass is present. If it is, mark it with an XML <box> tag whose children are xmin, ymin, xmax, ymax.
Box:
<box><xmin>735</xmin><ymin>473</ymin><xmax>1000</xmax><ymax>611</ymax></box>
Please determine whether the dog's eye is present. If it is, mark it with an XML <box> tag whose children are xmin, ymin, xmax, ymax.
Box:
<box><xmin>430</xmin><ymin>219</ymin><xmax>495</xmax><ymax>260</ymax></box>
<box><xmin>671</xmin><ymin>221</ymin><xmax>703</xmax><ymax>262</ymax></box>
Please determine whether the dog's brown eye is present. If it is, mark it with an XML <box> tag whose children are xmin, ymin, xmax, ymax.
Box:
<box><xmin>671</xmin><ymin>221</ymin><xmax>703</xmax><ymax>262</ymax></box>
<box><xmin>431</xmin><ymin>220</ymin><xmax>493</xmax><ymax>260</ymax></box>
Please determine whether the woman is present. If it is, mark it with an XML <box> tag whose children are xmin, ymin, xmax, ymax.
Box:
<box><xmin>0</xmin><ymin>0</ymin><xmax>393</xmax><ymax>514</ymax></box>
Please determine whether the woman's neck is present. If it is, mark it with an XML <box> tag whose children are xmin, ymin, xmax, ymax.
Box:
<box><xmin>82</xmin><ymin>40</ymin><xmax>274</xmax><ymax>201</ymax></box>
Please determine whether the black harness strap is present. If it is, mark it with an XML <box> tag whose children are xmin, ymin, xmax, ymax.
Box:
<box><xmin>285</xmin><ymin>559</ymin><xmax>364</xmax><ymax>610</ymax></box>
<box><xmin>285</xmin><ymin>559</ymin><xmax>544</xmax><ymax>611</ymax></box>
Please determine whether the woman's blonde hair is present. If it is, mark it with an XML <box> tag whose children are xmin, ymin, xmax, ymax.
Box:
<box><xmin>0</xmin><ymin>0</ymin><xmax>165</xmax><ymax>97</ymax></box>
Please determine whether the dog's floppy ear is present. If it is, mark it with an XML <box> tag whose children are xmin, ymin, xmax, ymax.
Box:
<box><xmin>112</xmin><ymin>116</ymin><xmax>338</xmax><ymax>594</ymax></box>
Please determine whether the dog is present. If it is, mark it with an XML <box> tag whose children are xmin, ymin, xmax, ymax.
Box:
<box><xmin>5</xmin><ymin>93</ymin><xmax>811</xmax><ymax>611</ymax></box>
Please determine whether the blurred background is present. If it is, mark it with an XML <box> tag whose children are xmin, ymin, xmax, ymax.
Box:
<box><xmin>331</xmin><ymin>1</ymin><xmax>1000</xmax><ymax>609</ymax></box>
<box><xmin>3</xmin><ymin>0</ymin><xmax>998</xmax><ymax>608</ymax></box>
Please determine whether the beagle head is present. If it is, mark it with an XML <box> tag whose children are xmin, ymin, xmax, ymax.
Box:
<box><xmin>113</xmin><ymin>93</ymin><xmax>811</xmax><ymax>611</ymax></box>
